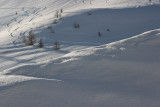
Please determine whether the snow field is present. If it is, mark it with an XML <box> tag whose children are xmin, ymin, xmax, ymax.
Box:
<box><xmin>0</xmin><ymin>0</ymin><xmax>160</xmax><ymax>106</ymax></box>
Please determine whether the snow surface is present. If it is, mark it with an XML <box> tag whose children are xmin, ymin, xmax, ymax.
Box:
<box><xmin>0</xmin><ymin>0</ymin><xmax>160</xmax><ymax>107</ymax></box>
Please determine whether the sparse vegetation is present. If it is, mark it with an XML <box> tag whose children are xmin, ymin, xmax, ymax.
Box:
<box><xmin>22</xmin><ymin>36</ymin><xmax>26</xmax><ymax>43</ymax></box>
<box><xmin>27</xmin><ymin>31</ymin><xmax>36</xmax><ymax>45</ymax></box>
<box><xmin>38</xmin><ymin>38</ymin><xmax>43</xmax><ymax>48</ymax></box>
<box><xmin>55</xmin><ymin>10</ymin><xmax>59</xmax><ymax>18</ymax></box>
<box><xmin>47</xmin><ymin>26</ymin><xmax>52</xmax><ymax>30</ymax></box>
<box><xmin>53</xmin><ymin>40</ymin><xmax>60</xmax><ymax>50</ymax></box>
<box><xmin>55</xmin><ymin>10</ymin><xmax>61</xmax><ymax>19</ymax></box>
<box><xmin>74</xmin><ymin>22</ymin><xmax>80</xmax><ymax>29</ymax></box>
<box><xmin>53</xmin><ymin>19</ymin><xmax>58</xmax><ymax>24</ymax></box>
<box><xmin>23</xmin><ymin>31</ymin><xmax>36</xmax><ymax>45</ymax></box>
<box><xmin>22</xmin><ymin>7</ymin><xmax>24</xmax><ymax>11</ymax></box>
<box><xmin>88</xmin><ymin>13</ymin><xmax>92</xmax><ymax>15</ymax></box>
<box><xmin>107</xmin><ymin>28</ymin><xmax>110</xmax><ymax>32</ymax></box>
<box><xmin>55</xmin><ymin>9</ymin><xmax>63</xmax><ymax>19</ymax></box>
<box><xmin>47</xmin><ymin>26</ymin><xmax>55</xmax><ymax>33</ymax></box>
<box><xmin>60</xmin><ymin>8</ymin><xmax>63</xmax><ymax>13</ymax></box>
<box><xmin>98</xmin><ymin>32</ymin><xmax>102</xmax><ymax>37</ymax></box>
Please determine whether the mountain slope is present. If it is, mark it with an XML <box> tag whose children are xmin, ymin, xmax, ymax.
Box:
<box><xmin>1</xmin><ymin>28</ymin><xmax>160</xmax><ymax>107</ymax></box>
<box><xmin>0</xmin><ymin>0</ymin><xmax>160</xmax><ymax>72</ymax></box>
<box><xmin>0</xmin><ymin>0</ymin><xmax>160</xmax><ymax>106</ymax></box>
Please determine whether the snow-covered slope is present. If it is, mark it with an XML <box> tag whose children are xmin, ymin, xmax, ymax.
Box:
<box><xmin>0</xmin><ymin>0</ymin><xmax>160</xmax><ymax>107</ymax></box>
<box><xmin>1</xmin><ymin>28</ymin><xmax>160</xmax><ymax>107</ymax></box>
<box><xmin>0</xmin><ymin>0</ymin><xmax>160</xmax><ymax>72</ymax></box>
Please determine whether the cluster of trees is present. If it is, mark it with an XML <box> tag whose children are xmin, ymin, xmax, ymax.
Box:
<box><xmin>72</xmin><ymin>12</ymin><xmax>110</xmax><ymax>38</ymax></box>
<box><xmin>21</xmin><ymin>7</ymin><xmax>112</xmax><ymax>51</ymax></box>
<box><xmin>52</xmin><ymin>9</ymin><xmax>63</xmax><ymax>25</ymax></box>
<box><xmin>29</xmin><ymin>8</ymin><xmax>64</xmax><ymax>50</ymax></box>
<box><xmin>23</xmin><ymin>31</ymin><xmax>36</xmax><ymax>45</ymax></box>
<box><xmin>24</xmin><ymin>9</ymin><xmax>64</xmax><ymax>50</ymax></box>
<box><xmin>23</xmin><ymin>31</ymin><xmax>60</xmax><ymax>50</ymax></box>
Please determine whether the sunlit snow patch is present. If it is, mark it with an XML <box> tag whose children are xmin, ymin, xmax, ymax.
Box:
<box><xmin>0</xmin><ymin>74</ymin><xmax>37</xmax><ymax>87</ymax></box>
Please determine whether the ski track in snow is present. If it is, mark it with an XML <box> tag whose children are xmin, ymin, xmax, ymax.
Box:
<box><xmin>5</xmin><ymin>7</ymin><xmax>46</xmax><ymax>44</ymax></box>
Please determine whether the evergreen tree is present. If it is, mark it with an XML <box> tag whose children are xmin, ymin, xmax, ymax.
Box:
<box><xmin>38</xmin><ymin>38</ymin><xmax>43</xmax><ymax>48</ymax></box>
<box><xmin>60</xmin><ymin>8</ymin><xmax>63</xmax><ymax>13</ymax></box>
<box><xmin>53</xmin><ymin>40</ymin><xmax>60</xmax><ymax>50</ymax></box>
<box><xmin>98</xmin><ymin>32</ymin><xmax>102</xmax><ymax>37</ymax></box>
<box><xmin>27</xmin><ymin>31</ymin><xmax>36</xmax><ymax>45</ymax></box>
